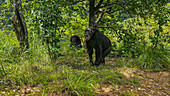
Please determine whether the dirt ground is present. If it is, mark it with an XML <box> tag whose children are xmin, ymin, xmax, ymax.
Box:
<box><xmin>96</xmin><ymin>67</ymin><xmax>170</xmax><ymax>96</ymax></box>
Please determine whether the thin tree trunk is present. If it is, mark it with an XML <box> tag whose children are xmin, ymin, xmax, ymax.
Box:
<box><xmin>11</xmin><ymin>0</ymin><xmax>29</xmax><ymax>53</ymax></box>
<box><xmin>89</xmin><ymin>0</ymin><xmax>95</xmax><ymax>28</ymax></box>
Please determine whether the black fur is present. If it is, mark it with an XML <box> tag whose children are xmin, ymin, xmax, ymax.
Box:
<box><xmin>85</xmin><ymin>28</ymin><xmax>111</xmax><ymax>66</ymax></box>
<box><xmin>70</xmin><ymin>35</ymin><xmax>82</xmax><ymax>50</ymax></box>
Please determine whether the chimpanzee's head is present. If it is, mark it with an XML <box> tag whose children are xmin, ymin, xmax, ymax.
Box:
<box><xmin>85</xmin><ymin>28</ymin><xmax>96</xmax><ymax>41</ymax></box>
<box><xmin>70</xmin><ymin>35</ymin><xmax>82</xmax><ymax>50</ymax></box>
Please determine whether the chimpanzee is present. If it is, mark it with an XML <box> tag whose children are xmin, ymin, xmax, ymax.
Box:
<box><xmin>70</xmin><ymin>35</ymin><xmax>82</xmax><ymax>50</ymax></box>
<box><xmin>85</xmin><ymin>27</ymin><xmax>111</xmax><ymax>66</ymax></box>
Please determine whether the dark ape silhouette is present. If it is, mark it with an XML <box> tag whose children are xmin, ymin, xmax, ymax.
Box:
<box><xmin>85</xmin><ymin>28</ymin><xmax>111</xmax><ymax>66</ymax></box>
<box><xmin>70</xmin><ymin>35</ymin><xmax>82</xmax><ymax>50</ymax></box>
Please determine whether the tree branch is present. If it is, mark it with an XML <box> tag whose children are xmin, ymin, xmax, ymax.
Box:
<box><xmin>95</xmin><ymin>6</ymin><xmax>111</xmax><ymax>27</ymax></box>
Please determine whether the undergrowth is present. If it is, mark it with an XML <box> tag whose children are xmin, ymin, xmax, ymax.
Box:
<box><xmin>0</xmin><ymin>30</ymin><xmax>169</xmax><ymax>95</ymax></box>
<box><xmin>134</xmin><ymin>45</ymin><xmax>170</xmax><ymax>71</ymax></box>
<box><xmin>0</xmin><ymin>53</ymin><xmax>131</xmax><ymax>95</ymax></box>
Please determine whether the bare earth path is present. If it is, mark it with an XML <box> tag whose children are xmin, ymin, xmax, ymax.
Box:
<box><xmin>96</xmin><ymin>67</ymin><xmax>170</xmax><ymax>96</ymax></box>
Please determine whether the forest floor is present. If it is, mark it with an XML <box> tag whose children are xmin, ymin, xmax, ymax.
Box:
<box><xmin>96</xmin><ymin>67</ymin><xmax>170</xmax><ymax>96</ymax></box>
<box><xmin>0</xmin><ymin>56</ymin><xmax>169</xmax><ymax>96</ymax></box>
<box><xmin>92</xmin><ymin>58</ymin><xmax>170</xmax><ymax>96</ymax></box>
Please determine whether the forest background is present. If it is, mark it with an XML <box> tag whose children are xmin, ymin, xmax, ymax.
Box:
<box><xmin>0</xmin><ymin>0</ymin><xmax>170</xmax><ymax>95</ymax></box>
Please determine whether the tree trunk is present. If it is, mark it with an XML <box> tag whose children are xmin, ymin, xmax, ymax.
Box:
<box><xmin>89</xmin><ymin>0</ymin><xmax>95</xmax><ymax>28</ymax></box>
<box><xmin>11</xmin><ymin>0</ymin><xmax>29</xmax><ymax>53</ymax></box>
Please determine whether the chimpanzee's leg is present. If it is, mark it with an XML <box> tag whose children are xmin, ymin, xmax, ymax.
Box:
<box><xmin>87</xmin><ymin>48</ymin><xmax>93</xmax><ymax>65</ymax></box>
<box><xmin>102</xmin><ymin>46</ymin><xmax>111</xmax><ymax>64</ymax></box>
<box><xmin>94</xmin><ymin>47</ymin><xmax>102</xmax><ymax>66</ymax></box>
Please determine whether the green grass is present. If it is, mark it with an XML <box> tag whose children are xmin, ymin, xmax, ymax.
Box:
<box><xmin>0</xmin><ymin>49</ymin><xmax>136</xmax><ymax>95</ymax></box>
<box><xmin>134</xmin><ymin>45</ymin><xmax>170</xmax><ymax>70</ymax></box>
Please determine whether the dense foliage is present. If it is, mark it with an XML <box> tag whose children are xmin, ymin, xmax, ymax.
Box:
<box><xmin>0</xmin><ymin>0</ymin><xmax>170</xmax><ymax>95</ymax></box>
